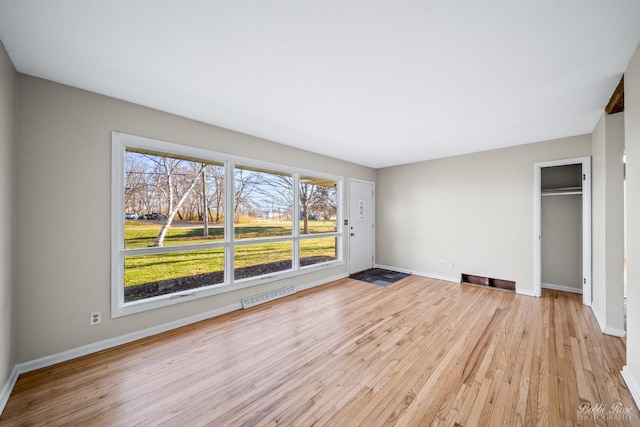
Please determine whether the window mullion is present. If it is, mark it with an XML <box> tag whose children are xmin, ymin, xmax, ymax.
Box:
<box><xmin>113</xmin><ymin>131</ymin><xmax>342</xmax><ymax>318</ymax></box>
<box><xmin>112</xmin><ymin>135</ymin><xmax>126</xmax><ymax>313</ymax></box>
<box><xmin>123</xmin><ymin>242</ymin><xmax>225</xmax><ymax>256</ymax></box>
<box><xmin>293</xmin><ymin>172</ymin><xmax>300</xmax><ymax>271</ymax></box>
<box><xmin>337</xmin><ymin>179</ymin><xmax>343</xmax><ymax>261</ymax></box>
<box><xmin>225</xmin><ymin>159</ymin><xmax>235</xmax><ymax>285</ymax></box>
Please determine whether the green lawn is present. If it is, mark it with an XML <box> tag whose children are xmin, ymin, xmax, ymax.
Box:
<box><xmin>124</xmin><ymin>221</ymin><xmax>337</xmax><ymax>287</ymax></box>
<box><xmin>124</xmin><ymin>220</ymin><xmax>336</xmax><ymax>249</ymax></box>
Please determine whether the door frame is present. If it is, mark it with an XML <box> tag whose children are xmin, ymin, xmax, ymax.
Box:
<box><xmin>534</xmin><ymin>157</ymin><xmax>592</xmax><ymax>305</ymax></box>
<box><xmin>348</xmin><ymin>178</ymin><xmax>375</xmax><ymax>274</ymax></box>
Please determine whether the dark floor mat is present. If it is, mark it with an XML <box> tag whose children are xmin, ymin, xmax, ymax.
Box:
<box><xmin>349</xmin><ymin>268</ymin><xmax>410</xmax><ymax>286</ymax></box>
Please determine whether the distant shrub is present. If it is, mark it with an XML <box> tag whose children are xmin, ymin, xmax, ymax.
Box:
<box><xmin>234</xmin><ymin>214</ymin><xmax>253</xmax><ymax>224</ymax></box>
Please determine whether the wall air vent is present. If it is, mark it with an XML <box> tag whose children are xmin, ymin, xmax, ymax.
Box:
<box><xmin>241</xmin><ymin>285</ymin><xmax>296</xmax><ymax>309</ymax></box>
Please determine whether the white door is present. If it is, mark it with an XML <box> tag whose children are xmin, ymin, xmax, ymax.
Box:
<box><xmin>349</xmin><ymin>180</ymin><xmax>374</xmax><ymax>273</ymax></box>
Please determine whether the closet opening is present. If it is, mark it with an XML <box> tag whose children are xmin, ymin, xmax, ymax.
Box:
<box><xmin>534</xmin><ymin>157</ymin><xmax>591</xmax><ymax>305</ymax></box>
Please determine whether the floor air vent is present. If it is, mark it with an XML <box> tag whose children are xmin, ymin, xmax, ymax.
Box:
<box><xmin>241</xmin><ymin>285</ymin><xmax>296</xmax><ymax>309</ymax></box>
<box><xmin>461</xmin><ymin>274</ymin><xmax>515</xmax><ymax>291</ymax></box>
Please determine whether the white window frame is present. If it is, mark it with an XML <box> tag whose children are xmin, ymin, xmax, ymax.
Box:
<box><xmin>112</xmin><ymin>132</ymin><xmax>343</xmax><ymax>317</ymax></box>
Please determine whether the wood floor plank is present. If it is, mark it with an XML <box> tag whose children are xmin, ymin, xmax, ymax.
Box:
<box><xmin>1</xmin><ymin>278</ymin><xmax>638</xmax><ymax>426</ymax></box>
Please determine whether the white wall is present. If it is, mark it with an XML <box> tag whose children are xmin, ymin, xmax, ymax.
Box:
<box><xmin>591</xmin><ymin>111</ymin><xmax>625</xmax><ymax>334</ymax></box>
<box><xmin>0</xmin><ymin>41</ymin><xmax>16</xmax><ymax>401</ymax></box>
<box><xmin>14</xmin><ymin>75</ymin><xmax>375</xmax><ymax>363</ymax></box>
<box><xmin>375</xmin><ymin>135</ymin><xmax>591</xmax><ymax>294</ymax></box>
<box><xmin>624</xmin><ymin>43</ymin><xmax>640</xmax><ymax>402</ymax></box>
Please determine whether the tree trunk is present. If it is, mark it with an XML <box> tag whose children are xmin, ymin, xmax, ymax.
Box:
<box><xmin>202</xmin><ymin>166</ymin><xmax>209</xmax><ymax>237</ymax></box>
<box><xmin>300</xmin><ymin>184</ymin><xmax>310</xmax><ymax>234</ymax></box>
<box><xmin>302</xmin><ymin>203</ymin><xmax>309</xmax><ymax>234</ymax></box>
<box><xmin>154</xmin><ymin>164</ymin><xmax>206</xmax><ymax>247</ymax></box>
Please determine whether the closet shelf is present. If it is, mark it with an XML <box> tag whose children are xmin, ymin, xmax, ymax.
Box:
<box><xmin>541</xmin><ymin>186</ymin><xmax>582</xmax><ymax>196</ymax></box>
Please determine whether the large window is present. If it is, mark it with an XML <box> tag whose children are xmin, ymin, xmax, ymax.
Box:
<box><xmin>112</xmin><ymin>132</ymin><xmax>342</xmax><ymax>316</ymax></box>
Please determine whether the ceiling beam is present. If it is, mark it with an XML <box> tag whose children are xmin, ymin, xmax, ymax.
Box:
<box><xmin>605</xmin><ymin>76</ymin><xmax>624</xmax><ymax>114</ymax></box>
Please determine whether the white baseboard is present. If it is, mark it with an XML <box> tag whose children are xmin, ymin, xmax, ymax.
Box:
<box><xmin>374</xmin><ymin>265</ymin><xmax>538</xmax><ymax>297</ymax></box>
<box><xmin>590</xmin><ymin>303</ymin><xmax>627</xmax><ymax>338</ymax></box>
<box><xmin>373</xmin><ymin>264</ymin><xmax>459</xmax><ymax>283</ymax></box>
<box><xmin>17</xmin><ymin>275</ymin><xmax>342</xmax><ymax>375</ymax></box>
<box><xmin>0</xmin><ymin>365</ymin><xmax>19</xmax><ymax>416</ymax></box>
<box><xmin>16</xmin><ymin>302</ymin><xmax>242</xmax><ymax>375</ymax></box>
<box><xmin>622</xmin><ymin>366</ymin><xmax>640</xmax><ymax>411</ymax></box>
<box><xmin>297</xmin><ymin>273</ymin><xmax>348</xmax><ymax>291</ymax></box>
<box><xmin>542</xmin><ymin>282</ymin><xmax>583</xmax><ymax>294</ymax></box>
<box><xmin>1</xmin><ymin>275</ymin><xmax>340</xmax><ymax>415</ymax></box>
<box><xmin>602</xmin><ymin>325</ymin><xmax>626</xmax><ymax>337</ymax></box>
<box><xmin>515</xmin><ymin>287</ymin><xmax>538</xmax><ymax>297</ymax></box>
<box><xmin>590</xmin><ymin>303</ymin><xmax>607</xmax><ymax>333</ymax></box>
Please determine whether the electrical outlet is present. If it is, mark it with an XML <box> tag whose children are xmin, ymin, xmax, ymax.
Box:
<box><xmin>90</xmin><ymin>311</ymin><xmax>101</xmax><ymax>326</ymax></box>
<box><xmin>439</xmin><ymin>260</ymin><xmax>445</xmax><ymax>267</ymax></box>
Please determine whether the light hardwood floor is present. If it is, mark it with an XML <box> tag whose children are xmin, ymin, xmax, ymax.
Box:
<box><xmin>1</xmin><ymin>276</ymin><xmax>638</xmax><ymax>426</ymax></box>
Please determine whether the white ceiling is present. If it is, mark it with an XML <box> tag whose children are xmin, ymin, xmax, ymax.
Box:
<box><xmin>1</xmin><ymin>1</ymin><xmax>639</xmax><ymax>168</ymax></box>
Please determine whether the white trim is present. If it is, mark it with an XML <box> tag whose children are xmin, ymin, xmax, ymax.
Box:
<box><xmin>111</xmin><ymin>133</ymin><xmax>125</xmax><ymax>318</ymax></box>
<box><xmin>0</xmin><ymin>365</ymin><xmax>19</xmax><ymax>416</ymax></box>
<box><xmin>224</xmin><ymin>158</ymin><xmax>234</xmax><ymax>285</ymax></box>
<box><xmin>582</xmin><ymin>157</ymin><xmax>592</xmax><ymax>306</ymax></box>
<box><xmin>375</xmin><ymin>264</ymin><xmax>538</xmax><ymax>296</ymax></box>
<box><xmin>374</xmin><ymin>264</ymin><xmax>458</xmax><ymax>283</ymax></box>
<box><xmin>112</xmin><ymin>132</ymin><xmax>344</xmax><ymax>182</ymax></box>
<box><xmin>534</xmin><ymin>164</ymin><xmax>542</xmax><ymax>297</ymax></box>
<box><xmin>516</xmin><ymin>287</ymin><xmax>538</xmax><ymax>297</ymax></box>
<box><xmin>17</xmin><ymin>303</ymin><xmax>241</xmax><ymax>374</ymax></box>
<box><xmin>0</xmin><ymin>274</ymin><xmax>342</xmax><ymax>414</ymax></box>
<box><xmin>376</xmin><ymin>264</ymin><xmax>530</xmax><ymax>293</ymax></box>
<box><xmin>622</xmin><ymin>366</ymin><xmax>640</xmax><ymax>410</ymax></box>
<box><xmin>542</xmin><ymin>282</ymin><xmax>583</xmax><ymax>294</ymax></box>
<box><xmin>111</xmin><ymin>131</ymin><xmax>344</xmax><ymax>317</ymax></box>
<box><xmin>296</xmin><ymin>273</ymin><xmax>349</xmax><ymax>292</ymax></box>
<box><xmin>602</xmin><ymin>326</ymin><xmax>626</xmax><ymax>337</ymax></box>
<box><xmin>115</xmin><ymin>261</ymin><xmax>343</xmax><ymax>318</ymax></box>
<box><xmin>590</xmin><ymin>302</ymin><xmax>607</xmax><ymax>333</ymax></box>
<box><xmin>590</xmin><ymin>303</ymin><xmax>627</xmax><ymax>338</ymax></box>
<box><xmin>293</xmin><ymin>173</ymin><xmax>301</xmax><ymax>270</ymax></box>
<box><xmin>534</xmin><ymin>157</ymin><xmax>592</xmax><ymax>305</ymax></box>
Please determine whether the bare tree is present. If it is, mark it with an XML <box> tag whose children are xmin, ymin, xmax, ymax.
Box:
<box><xmin>299</xmin><ymin>183</ymin><xmax>321</xmax><ymax>234</ymax></box>
<box><xmin>153</xmin><ymin>162</ymin><xmax>206</xmax><ymax>246</ymax></box>
<box><xmin>125</xmin><ymin>152</ymin><xmax>226</xmax><ymax>242</ymax></box>
<box><xmin>309</xmin><ymin>185</ymin><xmax>337</xmax><ymax>221</ymax></box>
<box><xmin>258</xmin><ymin>174</ymin><xmax>335</xmax><ymax>234</ymax></box>
<box><xmin>124</xmin><ymin>154</ymin><xmax>152</xmax><ymax>214</ymax></box>
<box><xmin>234</xmin><ymin>169</ymin><xmax>261</xmax><ymax>221</ymax></box>
<box><xmin>210</xmin><ymin>167</ymin><xmax>225</xmax><ymax>223</ymax></box>
<box><xmin>135</xmin><ymin>154</ymin><xmax>206</xmax><ymax>247</ymax></box>
<box><xmin>202</xmin><ymin>164</ymin><xmax>208</xmax><ymax>236</ymax></box>
<box><xmin>124</xmin><ymin>151</ymin><xmax>336</xmax><ymax>243</ymax></box>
